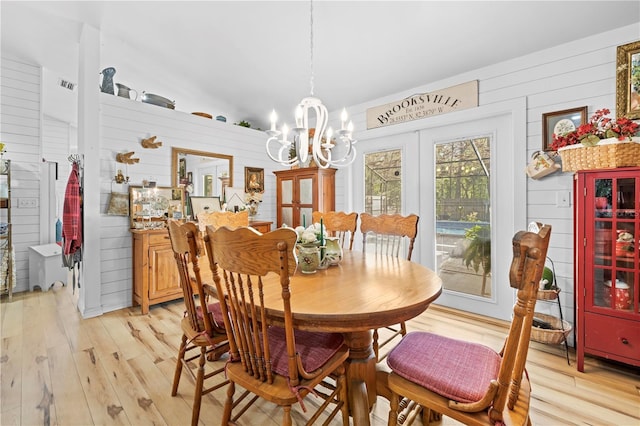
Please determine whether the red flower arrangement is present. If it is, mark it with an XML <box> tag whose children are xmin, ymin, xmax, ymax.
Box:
<box><xmin>551</xmin><ymin>108</ymin><xmax>639</xmax><ymax>150</ymax></box>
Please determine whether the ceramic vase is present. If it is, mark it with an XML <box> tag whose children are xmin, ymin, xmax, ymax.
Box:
<box><xmin>298</xmin><ymin>244</ymin><xmax>320</xmax><ymax>274</ymax></box>
<box><xmin>322</xmin><ymin>237</ymin><xmax>343</xmax><ymax>266</ymax></box>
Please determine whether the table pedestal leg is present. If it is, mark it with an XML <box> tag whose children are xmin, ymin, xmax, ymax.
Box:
<box><xmin>343</xmin><ymin>330</ymin><xmax>375</xmax><ymax>426</ymax></box>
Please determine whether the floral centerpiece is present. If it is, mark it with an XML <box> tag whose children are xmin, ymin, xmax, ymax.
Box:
<box><xmin>551</xmin><ymin>108</ymin><xmax>640</xmax><ymax>171</ymax></box>
<box><xmin>281</xmin><ymin>223</ymin><xmax>328</xmax><ymax>273</ymax></box>
<box><xmin>292</xmin><ymin>223</ymin><xmax>327</xmax><ymax>246</ymax></box>
<box><xmin>550</xmin><ymin>108</ymin><xmax>638</xmax><ymax>150</ymax></box>
<box><xmin>244</xmin><ymin>191</ymin><xmax>263</xmax><ymax>216</ymax></box>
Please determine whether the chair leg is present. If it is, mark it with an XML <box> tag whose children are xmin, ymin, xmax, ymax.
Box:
<box><xmin>373</xmin><ymin>328</ymin><xmax>380</xmax><ymax>360</ymax></box>
<box><xmin>191</xmin><ymin>346</ymin><xmax>206</xmax><ymax>426</ymax></box>
<box><xmin>388</xmin><ymin>391</ymin><xmax>399</xmax><ymax>426</ymax></box>
<box><xmin>222</xmin><ymin>380</ymin><xmax>236</xmax><ymax>425</ymax></box>
<box><xmin>172</xmin><ymin>334</ymin><xmax>187</xmax><ymax>396</ymax></box>
<box><xmin>282</xmin><ymin>405</ymin><xmax>292</xmax><ymax>426</ymax></box>
<box><xmin>337</xmin><ymin>366</ymin><xmax>350</xmax><ymax>426</ymax></box>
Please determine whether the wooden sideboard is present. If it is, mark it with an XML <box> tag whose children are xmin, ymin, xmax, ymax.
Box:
<box><xmin>131</xmin><ymin>220</ymin><xmax>274</xmax><ymax>313</ymax></box>
<box><xmin>131</xmin><ymin>229</ymin><xmax>182</xmax><ymax>314</ymax></box>
<box><xmin>249</xmin><ymin>220</ymin><xmax>272</xmax><ymax>233</ymax></box>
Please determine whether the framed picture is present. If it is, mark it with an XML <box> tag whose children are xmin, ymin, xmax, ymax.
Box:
<box><xmin>187</xmin><ymin>171</ymin><xmax>193</xmax><ymax>184</ymax></box>
<box><xmin>542</xmin><ymin>106</ymin><xmax>587</xmax><ymax>151</ymax></box>
<box><xmin>224</xmin><ymin>187</ymin><xmax>246</xmax><ymax>212</ymax></box>
<box><xmin>189</xmin><ymin>196</ymin><xmax>222</xmax><ymax>219</ymax></box>
<box><xmin>616</xmin><ymin>40</ymin><xmax>640</xmax><ymax>120</ymax></box>
<box><xmin>128</xmin><ymin>186</ymin><xmax>184</xmax><ymax>229</ymax></box>
<box><xmin>178</xmin><ymin>157</ymin><xmax>186</xmax><ymax>179</ymax></box>
<box><xmin>245</xmin><ymin>167</ymin><xmax>264</xmax><ymax>193</ymax></box>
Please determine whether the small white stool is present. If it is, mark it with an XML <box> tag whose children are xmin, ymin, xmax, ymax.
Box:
<box><xmin>28</xmin><ymin>244</ymin><xmax>67</xmax><ymax>292</ymax></box>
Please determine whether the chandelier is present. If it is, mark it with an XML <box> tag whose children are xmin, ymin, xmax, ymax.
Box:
<box><xmin>265</xmin><ymin>0</ymin><xmax>356</xmax><ymax>169</ymax></box>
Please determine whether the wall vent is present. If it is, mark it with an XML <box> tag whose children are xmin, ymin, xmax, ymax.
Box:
<box><xmin>58</xmin><ymin>78</ymin><xmax>76</xmax><ymax>91</ymax></box>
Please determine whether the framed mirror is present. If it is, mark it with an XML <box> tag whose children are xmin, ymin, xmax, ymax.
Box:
<box><xmin>129</xmin><ymin>185</ymin><xmax>185</xmax><ymax>229</ymax></box>
<box><xmin>171</xmin><ymin>147</ymin><xmax>233</xmax><ymax>196</ymax></box>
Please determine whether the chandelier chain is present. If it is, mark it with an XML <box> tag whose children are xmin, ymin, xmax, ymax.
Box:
<box><xmin>309</xmin><ymin>0</ymin><xmax>314</xmax><ymax>96</ymax></box>
<box><xmin>265</xmin><ymin>0</ymin><xmax>356</xmax><ymax>169</ymax></box>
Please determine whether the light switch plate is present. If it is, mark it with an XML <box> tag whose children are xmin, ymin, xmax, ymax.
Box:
<box><xmin>556</xmin><ymin>191</ymin><xmax>571</xmax><ymax>207</ymax></box>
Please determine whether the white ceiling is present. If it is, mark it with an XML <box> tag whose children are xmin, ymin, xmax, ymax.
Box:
<box><xmin>2</xmin><ymin>1</ymin><xmax>640</xmax><ymax>129</ymax></box>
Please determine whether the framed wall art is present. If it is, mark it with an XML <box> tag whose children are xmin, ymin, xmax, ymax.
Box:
<box><xmin>189</xmin><ymin>196</ymin><xmax>222</xmax><ymax>219</ymax></box>
<box><xmin>244</xmin><ymin>166</ymin><xmax>264</xmax><ymax>193</ymax></box>
<box><xmin>542</xmin><ymin>106</ymin><xmax>587</xmax><ymax>151</ymax></box>
<box><xmin>616</xmin><ymin>40</ymin><xmax>640</xmax><ymax>119</ymax></box>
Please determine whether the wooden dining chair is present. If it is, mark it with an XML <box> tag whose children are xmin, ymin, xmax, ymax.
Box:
<box><xmin>385</xmin><ymin>224</ymin><xmax>552</xmax><ymax>426</ymax></box>
<box><xmin>203</xmin><ymin>226</ymin><xmax>351</xmax><ymax>425</ymax></box>
<box><xmin>166</xmin><ymin>220</ymin><xmax>230</xmax><ymax>426</ymax></box>
<box><xmin>197</xmin><ymin>209</ymin><xmax>249</xmax><ymax>233</ymax></box>
<box><xmin>312</xmin><ymin>210</ymin><xmax>358</xmax><ymax>250</ymax></box>
<box><xmin>360</xmin><ymin>212</ymin><xmax>420</xmax><ymax>362</ymax></box>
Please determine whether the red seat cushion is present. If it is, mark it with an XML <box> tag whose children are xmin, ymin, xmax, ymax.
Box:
<box><xmin>387</xmin><ymin>331</ymin><xmax>501</xmax><ymax>403</ymax></box>
<box><xmin>195</xmin><ymin>302</ymin><xmax>226</xmax><ymax>330</ymax></box>
<box><xmin>268</xmin><ymin>327</ymin><xmax>344</xmax><ymax>377</ymax></box>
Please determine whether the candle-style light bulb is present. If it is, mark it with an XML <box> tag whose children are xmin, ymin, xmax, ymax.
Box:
<box><xmin>341</xmin><ymin>109</ymin><xmax>348</xmax><ymax>130</ymax></box>
<box><xmin>347</xmin><ymin>120</ymin><xmax>354</xmax><ymax>133</ymax></box>
<box><xmin>326</xmin><ymin>127</ymin><xmax>333</xmax><ymax>143</ymax></box>
<box><xmin>295</xmin><ymin>105</ymin><xmax>304</xmax><ymax>128</ymax></box>
<box><xmin>270</xmin><ymin>110</ymin><xmax>277</xmax><ymax>131</ymax></box>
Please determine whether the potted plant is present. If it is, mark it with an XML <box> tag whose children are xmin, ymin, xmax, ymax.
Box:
<box><xmin>463</xmin><ymin>225</ymin><xmax>491</xmax><ymax>295</ymax></box>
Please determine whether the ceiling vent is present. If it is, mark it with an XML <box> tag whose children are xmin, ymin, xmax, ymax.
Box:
<box><xmin>58</xmin><ymin>78</ymin><xmax>76</xmax><ymax>91</ymax></box>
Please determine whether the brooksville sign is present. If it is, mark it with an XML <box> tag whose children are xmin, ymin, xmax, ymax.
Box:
<box><xmin>366</xmin><ymin>80</ymin><xmax>478</xmax><ymax>130</ymax></box>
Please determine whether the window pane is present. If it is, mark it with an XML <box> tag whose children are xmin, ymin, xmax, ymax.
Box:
<box><xmin>364</xmin><ymin>150</ymin><xmax>402</xmax><ymax>215</ymax></box>
<box><xmin>364</xmin><ymin>149</ymin><xmax>406</xmax><ymax>256</ymax></box>
<box><xmin>435</xmin><ymin>137</ymin><xmax>492</xmax><ymax>298</ymax></box>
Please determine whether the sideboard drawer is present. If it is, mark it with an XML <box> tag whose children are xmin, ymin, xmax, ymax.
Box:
<box><xmin>149</xmin><ymin>232</ymin><xmax>171</xmax><ymax>246</ymax></box>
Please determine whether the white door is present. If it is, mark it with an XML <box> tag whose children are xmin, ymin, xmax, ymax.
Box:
<box><xmin>350</xmin><ymin>105</ymin><xmax>524</xmax><ymax>320</ymax></box>
<box><xmin>419</xmin><ymin>113</ymin><xmax>518</xmax><ymax>320</ymax></box>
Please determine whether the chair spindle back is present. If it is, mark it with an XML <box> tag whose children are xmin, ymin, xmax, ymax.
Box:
<box><xmin>360</xmin><ymin>213</ymin><xmax>419</xmax><ymax>260</ymax></box>
<box><xmin>312</xmin><ymin>211</ymin><xmax>358</xmax><ymax>250</ymax></box>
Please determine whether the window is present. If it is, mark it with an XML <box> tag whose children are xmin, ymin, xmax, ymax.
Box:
<box><xmin>435</xmin><ymin>137</ymin><xmax>492</xmax><ymax>298</ymax></box>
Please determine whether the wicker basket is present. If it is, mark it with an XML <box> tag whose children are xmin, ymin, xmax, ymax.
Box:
<box><xmin>531</xmin><ymin>313</ymin><xmax>572</xmax><ymax>345</ymax></box>
<box><xmin>558</xmin><ymin>138</ymin><xmax>640</xmax><ymax>172</ymax></box>
<box><xmin>537</xmin><ymin>288</ymin><xmax>559</xmax><ymax>301</ymax></box>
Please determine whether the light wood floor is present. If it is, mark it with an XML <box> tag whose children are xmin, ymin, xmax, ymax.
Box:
<box><xmin>1</xmin><ymin>283</ymin><xmax>639</xmax><ymax>426</ymax></box>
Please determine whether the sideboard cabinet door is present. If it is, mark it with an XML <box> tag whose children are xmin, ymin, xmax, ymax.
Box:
<box><xmin>131</xmin><ymin>229</ymin><xmax>183</xmax><ymax>314</ymax></box>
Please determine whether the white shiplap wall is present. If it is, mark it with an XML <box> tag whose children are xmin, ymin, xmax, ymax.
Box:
<box><xmin>97</xmin><ymin>94</ymin><xmax>281</xmax><ymax>312</ymax></box>
<box><xmin>334</xmin><ymin>23</ymin><xmax>640</xmax><ymax>346</ymax></box>
<box><xmin>0</xmin><ymin>57</ymin><xmax>42</xmax><ymax>293</ymax></box>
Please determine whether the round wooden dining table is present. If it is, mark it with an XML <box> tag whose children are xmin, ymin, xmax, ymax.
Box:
<box><xmin>249</xmin><ymin>250</ymin><xmax>443</xmax><ymax>425</ymax></box>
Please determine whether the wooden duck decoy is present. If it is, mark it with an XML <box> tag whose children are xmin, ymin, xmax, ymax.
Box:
<box><xmin>116</xmin><ymin>151</ymin><xmax>140</xmax><ymax>164</ymax></box>
<box><xmin>141</xmin><ymin>136</ymin><xmax>162</xmax><ymax>149</ymax></box>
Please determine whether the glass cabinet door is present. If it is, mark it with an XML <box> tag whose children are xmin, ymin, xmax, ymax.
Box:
<box><xmin>591</xmin><ymin>175</ymin><xmax>637</xmax><ymax>312</ymax></box>
<box><xmin>281</xmin><ymin>179</ymin><xmax>293</xmax><ymax>204</ymax></box>
<box><xmin>299</xmin><ymin>177</ymin><xmax>313</xmax><ymax>205</ymax></box>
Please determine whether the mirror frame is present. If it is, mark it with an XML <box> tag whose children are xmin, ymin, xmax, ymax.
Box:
<box><xmin>171</xmin><ymin>147</ymin><xmax>233</xmax><ymax>191</ymax></box>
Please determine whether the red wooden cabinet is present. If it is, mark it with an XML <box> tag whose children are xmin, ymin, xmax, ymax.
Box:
<box><xmin>574</xmin><ymin>167</ymin><xmax>640</xmax><ymax>372</ymax></box>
